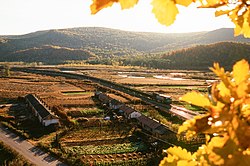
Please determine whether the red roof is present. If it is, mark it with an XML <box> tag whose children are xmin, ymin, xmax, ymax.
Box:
<box><xmin>137</xmin><ymin>115</ymin><xmax>161</xmax><ymax>130</ymax></box>
<box><xmin>120</xmin><ymin>105</ymin><xmax>135</xmax><ymax>115</ymax></box>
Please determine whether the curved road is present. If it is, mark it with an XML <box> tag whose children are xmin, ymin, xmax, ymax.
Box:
<box><xmin>0</xmin><ymin>125</ymin><xmax>67</xmax><ymax>166</ymax></box>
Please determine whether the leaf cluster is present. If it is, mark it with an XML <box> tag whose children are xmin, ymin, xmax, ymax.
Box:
<box><xmin>90</xmin><ymin>0</ymin><xmax>250</xmax><ymax>38</ymax></box>
<box><xmin>160</xmin><ymin>59</ymin><xmax>250</xmax><ymax>166</ymax></box>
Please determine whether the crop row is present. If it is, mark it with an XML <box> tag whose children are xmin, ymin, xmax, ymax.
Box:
<box><xmin>63</xmin><ymin>142</ymin><xmax>147</xmax><ymax>155</ymax></box>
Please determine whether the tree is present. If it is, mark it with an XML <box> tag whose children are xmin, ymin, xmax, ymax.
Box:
<box><xmin>3</xmin><ymin>64</ymin><xmax>10</xmax><ymax>77</ymax></box>
<box><xmin>89</xmin><ymin>2</ymin><xmax>250</xmax><ymax>165</ymax></box>
<box><xmin>90</xmin><ymin>0</ymin><xmax>250</xmax><ymax>38</ymax></box>
<box><xmin>159</xmin><ymin>59</ymin><xmax>250</xmax><ymax>165</ymax></box>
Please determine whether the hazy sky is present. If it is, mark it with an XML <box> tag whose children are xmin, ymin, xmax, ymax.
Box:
<box><xmin>0</xmin><ymin>0</ymin><xmax>234</xmax><ymax>35</ymax></box>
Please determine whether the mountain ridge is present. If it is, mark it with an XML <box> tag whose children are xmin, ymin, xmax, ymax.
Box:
<box><xmin>0</xmin><ymin>27</ymin><xmax>250</xmax><ymax>65</ymax></box>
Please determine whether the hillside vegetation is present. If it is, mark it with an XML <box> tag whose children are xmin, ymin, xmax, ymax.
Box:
<box><xmin>0</xmin><ymin>27</ymin><xmax>250</xmax><ymax>65</ymax></box>
<box><xmin>1</xmin><ymin>45</ymin><xmax>94</xmax><ymax>64</ymax></box>
<box><xmin>89</xmin><ymin>42</ymin><xmax>250</xmax><ymax>70</ymax></box>
<box><xmin>160</xmin><ymin>42</ymin><xmax>250</xmax><ymax>70</ymax></box>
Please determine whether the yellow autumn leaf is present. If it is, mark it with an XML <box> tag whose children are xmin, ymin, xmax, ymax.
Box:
<box><xmin>151</xmin><ymin>0</ymin><xmax>179</xmax><ymax>26</ymax></box>
<box><xmin>210</xmin><ymin>62</ymin><xmax>232</xmax><ymax>88</ymax></box>
<box><xmin>90</xmin><ymin>0</ymin><xmax>117</xmax><ymax>14</ymax></box>
<box><xmin>119</xmin><ymin>0</ymin><xmax>139</xmax><ymax>9</ymax></box>
<box><xmin>180</xmin><ymin>91</ymin><xmax>211</xmax><ymax>108</ymax></box>
<box><xmin>241</xmin><ymin>104</ymin><xmax>250</xmax><ymax>118</ymax></box>
<box><xmin>232</xmin><ymin>59</ymin><xmax>249</xmax><ymax>85</ymax></box>
<box><xmin>178</xmin><ymin>118</ymin><xmax>197</xmax><ymax>135</ymax></box>
<box><xmin>90</xmin><ymin>0</ymin><xmax>138</xmax><ymax>14</ymax></box>
<box><xmin>167</xmin><ymin>146</ymin><xmax>193</xmax><ymax>160</ymax></box>
<box><xmin>234</xmin><ymin>24</ymin><xmax>243</xmax><ymax>36</ymax></box>
<box><xmin>236</xmin><ymin>82</ymin><xmax>248</xmax><ymax>98</ymax></box>
<box><xmin>206</xmin><ymin>0</ymin><xmax>220</xmax><ymax>5</ymax></box>
<box><xmin>215</xmin><ymin>9</ymin><xmax>231</xmax><ymax>17</ymax></box>
<box><xmin>175</xmin><ymin>0</ymin><xmax>193</xmax><ymax>7</ymax></box>
<box><xmin>177</xmin><ymin>160</ymin><xmax>197</xmax><ymax>166</ymax></box>
<box><xmin>242</xmin><ymin>10</ymin><xmax>250</xmax><ymax>38</ymax></box>
<box><xmin>217</xmin><ymin>82</ymin><xmax>231</xmax><ymax>103</ymax></box>
<box><xmin>209</xmin><ymin>62</ymin><xmax>224</xmax><ymax>77</ymax></box>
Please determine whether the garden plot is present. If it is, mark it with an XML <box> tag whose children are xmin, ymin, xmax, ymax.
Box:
<box><xmin>64</xmin><ymin>142</ymin><xmax>147</xmax><ymax>155</ymax></box>
<box><xmin>67</xmin><ymin>108</ymin><xmax>104</xmax><ymax>118</ymax></box>
<box><xmin>59</xmin><ymin>126</ymin><xmax>151</xmax><ymax>164</ymax></box>
<box><xmin>60</xmin><ymin>126</ymin><xmax>133</xmax><ymax>143</ymax></box>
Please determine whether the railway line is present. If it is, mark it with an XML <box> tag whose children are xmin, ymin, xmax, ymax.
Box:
<box><xmin>13</xmin><ymin>67</ymin><xmax>199</xmax><ymax>120</ymax></box>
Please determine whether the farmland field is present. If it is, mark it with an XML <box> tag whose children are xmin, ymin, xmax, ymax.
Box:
<box><xmin>0</xmin><ymin>65</ymin><xmax>214</xmax><ymax>165</ymax></box>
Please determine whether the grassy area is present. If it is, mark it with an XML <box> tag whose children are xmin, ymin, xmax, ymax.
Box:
<box><xmin>64</xmin><ymin>142</ymin><xmax>147</xmax><ymax>155</ymax></box>
<box><xmin>156</xmin><ymin>85</ymin><xmax>206</xmax><ymax>91</ymax></box>
<box><xmin>80</xmin><ymin>109</ymin><xmax>103</xmax><ymax>116</ymax></box>
<box><xmin>67</xmin><ymin>108</ymin><xmax>104</xmax><ymax>118</ymax></box>
<box><xmin>184</xmin><ymin>104</ymin><xmax>203</xmax><ymax>112</ymax></box>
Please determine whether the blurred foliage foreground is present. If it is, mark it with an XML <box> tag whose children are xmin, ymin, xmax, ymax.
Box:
<box><xmin>160</xmin><ymin>59</ymin><xmax>250</xmax><ymax>166</ymax></box>
<box><xmin>90</xmin><ymin>0</ymin><xmax>250</xmax><ymax>38</ymax></box>
<box><xmin>89</xmin><ymin>1</ymin><xmax>250</xmax><ymax>165</ymax></box>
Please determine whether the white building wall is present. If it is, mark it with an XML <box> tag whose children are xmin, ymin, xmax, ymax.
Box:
<box><xmin>43</xmin><ymin>119</ymin><xmax>59</xmax><ymax>126</ymax></box>
<box><xmin>38</xmin><ymin>115</ymin><xmax>43</xmax><ymax>123</ymax></box>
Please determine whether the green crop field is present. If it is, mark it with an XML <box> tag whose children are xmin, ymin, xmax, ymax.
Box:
<box><xmin>64</xmin><ymin>142</ymin><xmax>147</xmax><ymax>155</ymax></box>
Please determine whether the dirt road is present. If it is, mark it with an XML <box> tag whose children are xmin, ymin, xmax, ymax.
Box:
<box><xmin>0</xmin><ymin>125</ymin><xmax>67</xmax><ymax>166</ymax></box>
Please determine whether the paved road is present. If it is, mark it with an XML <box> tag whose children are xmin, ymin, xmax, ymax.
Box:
<box><xmin>0</xmin><ymin>125</ymin><xmax>67</xmax><ymax>166</ymax></box>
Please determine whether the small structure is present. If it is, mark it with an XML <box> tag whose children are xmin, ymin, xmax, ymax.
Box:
<box><xmin>25</xmin><ymin>94</ymin><xmax>59</xmax><ymax>126</ymax></box>
<box><xmin>154</xmin><ymin>125</ymin><xmax>169</xmax><ymax>137</ymax></box>
<box><xmin>97</xmin><ymin>93</ymin><xmax>112</xmax><ymax>105</ymax></box>
<box><xmin>109</xmin><ymin>99</ymin><xmax>124</xmax><ymax>110</ymax></box>
<box><xmin>94</xmin><ymin>91</ymin><xmax>102</xmax><ymax>97</ymax></box>
<box><xmin>153</xmin><ymin>93</ymin><xmax>172</xmax><ymax>104</ymax></box>
<box><xmin>136</xmin><ymin>115</ymin><xmax>161</xmax><ymax>132</ymax></box>
<box><xmin>119</xmin><ymin>105</ymin><xmax>141</xmax><ymax>119</ymax></box>
<box><xmin>95</xmin><ymin>92</ymin><xmax>124</xmax><ymax>110</ymax></box>
<box><xmin>136</xmin><ymin>115</ymin><xmax>170</xmax><ymax>137</ymax></box>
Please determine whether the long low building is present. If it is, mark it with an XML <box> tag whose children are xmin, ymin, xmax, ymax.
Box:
<box><xmin>25</xmin><ymin>94</ymin><xmax>59</xmax><ymax>126</ymax></box>
<box><xmin>95</xmin><ymin>91</ymin><xmax>172</xmax><ymax>138</ymax></box>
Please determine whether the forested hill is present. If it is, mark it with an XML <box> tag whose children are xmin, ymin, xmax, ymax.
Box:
<box><xmin>159</xmin><ymin>42</ymin><xmax>250</xmax><ymax>70</ymax></box>
<box><xmin>0</xmin><ymin>45</ymin><xmax>94</xmax><ymax>64</ymax></box>
<box><xmin>1</xmin><ymin>27</ymin><xmax>250</xmax><ymax>54</ymax></box>
<box><xmin>102</xmin><ymin>42</ymin><xmax>250</xmax><ymax>70</ymax></box>
<box><xmin>0</xmin><ymin>27</ymin><xmax>192</xmax><ymax>57</ymax></box>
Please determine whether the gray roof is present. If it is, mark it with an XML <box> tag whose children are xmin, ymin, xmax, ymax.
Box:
<box><xmin>26</xmin><ymin>94</ymin><xmax>51</xmax><ymax>119</ymax></box>
<box><xmin>155</xmin><ymin>125</ymin><xmax>168</xmax><ymax>135</ymax></box>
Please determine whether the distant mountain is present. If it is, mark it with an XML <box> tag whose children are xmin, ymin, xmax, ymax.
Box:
<box><xmin>0</xmin><ymin>27</ymin><xmax>250</xmax><ymax>64</ymax></box>
<box><xmin>195</xmin><ymin>28</ymin><xmax>250</xmax><ymax>44</ymax></box>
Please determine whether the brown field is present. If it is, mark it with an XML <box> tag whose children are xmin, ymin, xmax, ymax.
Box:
<box><xmin>0</xmin><ymin>69</ymin><xmax>155</xmax><ymax>165</ymax></box>
<box><xmin>0</xmin><ymin>66</ymin><xmax>215</xmax><ymax>165</ymax></box>
<box><xmin>66</xmin><ymin>66</ymin><xmax>215</xmax><ymax>101</ymax></box>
